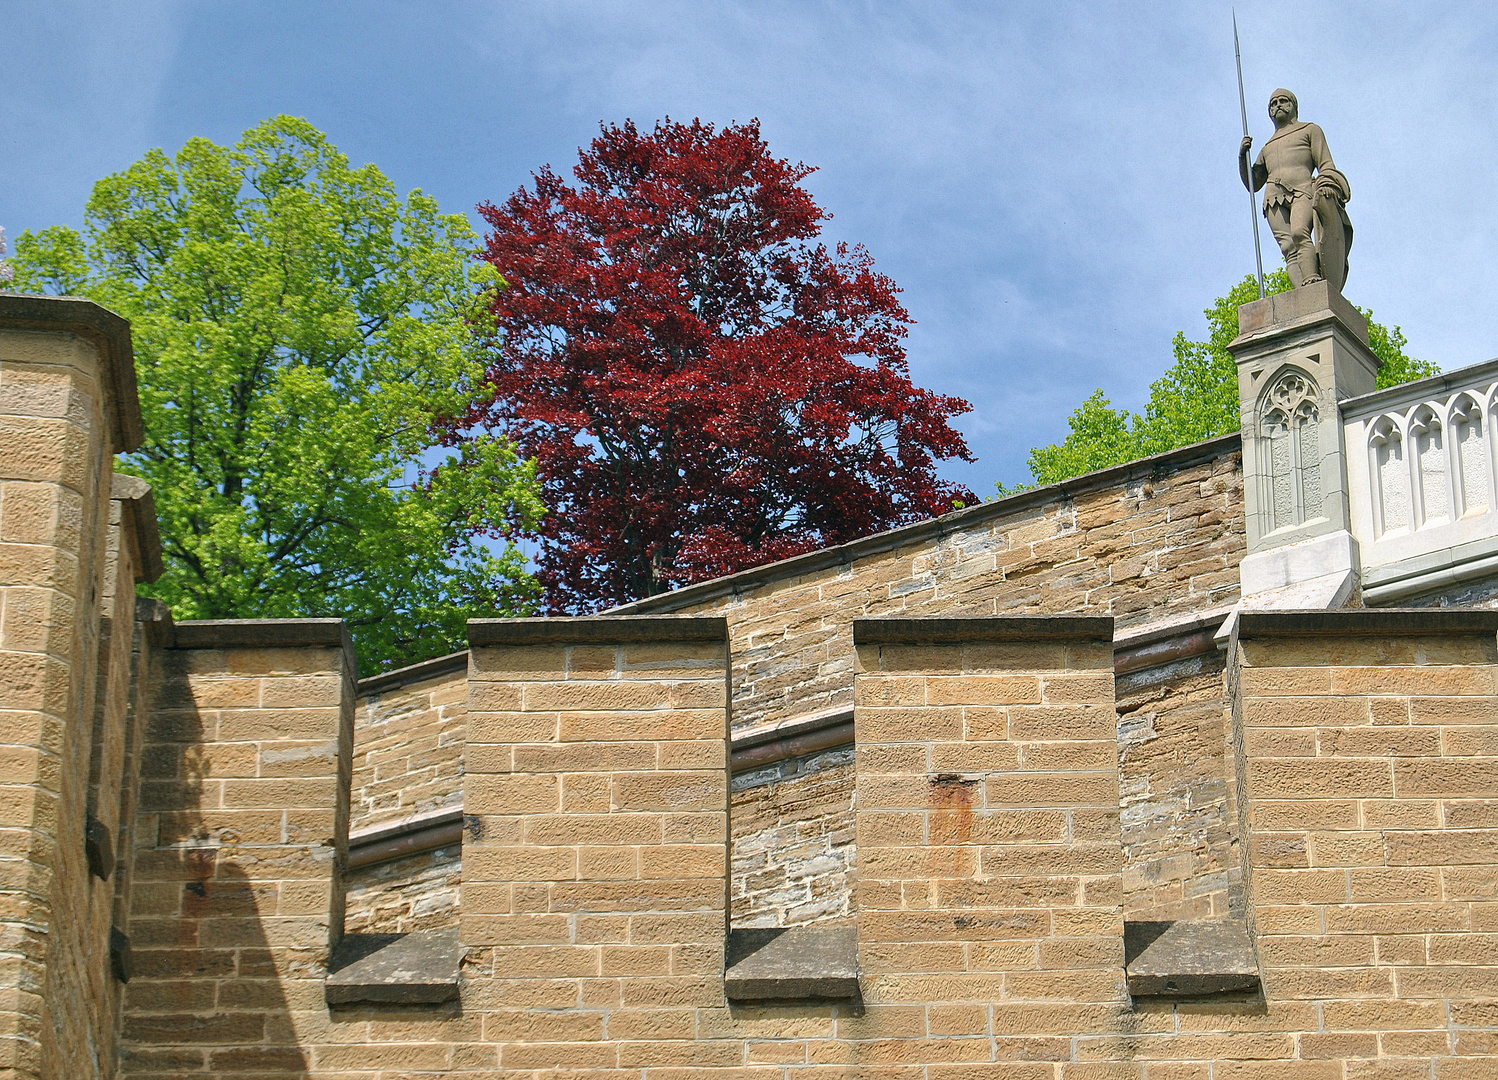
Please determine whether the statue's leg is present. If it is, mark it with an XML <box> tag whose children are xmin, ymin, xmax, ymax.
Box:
<box><xmin>1288</xmin><ymin>198</ymin><xmax>1319</xmax><ymax>284</ymax></box>
<box><xmin>1314</xmin><ymin>191</ymin><xmax>1347</xmax><ymax>293</ymax></box>
<box><xmin>1265</xmin><ymin>204</ymin><xmax>1304</xmax><ymax>287</ymax></box>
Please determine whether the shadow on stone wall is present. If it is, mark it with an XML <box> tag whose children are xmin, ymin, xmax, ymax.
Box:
<box><xmin>119</xmin><ymin>646</ymin><xmax>313</xmax><ymax>1077</ymax></box>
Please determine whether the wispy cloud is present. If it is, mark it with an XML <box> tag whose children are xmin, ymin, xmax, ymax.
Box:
<box><xmin>5</xmin><ymin>1</ymin><xmax>1497</xmax><ymax>489</ymax></box>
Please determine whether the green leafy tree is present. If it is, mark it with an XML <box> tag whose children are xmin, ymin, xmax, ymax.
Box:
<box><xmin>11</xmin><ymin>116</ymin><xmax>544</xmax><ymax>674</ymax></box>
<box><xmin>998</xmin><ymin>271</ymin><xmax>1440</xmax><ymax>493</ymax></box>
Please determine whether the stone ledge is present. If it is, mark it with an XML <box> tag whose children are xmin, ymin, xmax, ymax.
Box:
<box><xmin>326</xmin><ymin>928</ymin><xmax>460</xmax><ymax>1005</ymax></box>
<box><xmin>172</xmin><ymin>617</ymin><xmax>355</xmax><ymax>654</ymax></box>
<box><xmin>1363</xmin><ymin>531</ymin><xmax>1498</xmax><ymax>587</ymax></box>
<box><xmin>137</xmin><ymin>597</ymin><xmax>174</xmax><ymax>646</ymax></box>
<box><xmin>731</xmin><ymin>706</ymin><xmax>855</xmax><ymax>774</ymax></box>
<box><xmin>0</xmin><ymin>291</ymin><xmax>144</xmax><ymax>452</ymax></box>
<box><xmin>724</xmin><ymin>925</ymin><xmax>860</xmax><ymax>1002</ymax></box>
<box><xmin>1341</xmin><ymin>354</ymin><xmax>1498</xmax><ymax>421</ymax></box>
<box><xmin>1114</xmin><ymin>606</ymin><xmax>1232</xmax><ymax>675</ymax></box>
<box><xmin>348</xmin><ymin>807</ymin><xmax>464</xmax><ymax>871</ymax></box>
<box><xmin>853</xmin><ymin>614</ymin><xmax>1114</xmax><ymax>646</ymax></box>
<box><xmin>734</xmin><ymin>706</ymin><xmax>852</xmax><ymax>751</ymax></box>
<box><xmin>1124</xmin><ymin>919</ymin><xmax>1260</xmax><ymax>998</ymax></box>
<box><xmin>468</xmin><ymin>615</ymin><xmax>727</xmax><ymax>647</ymax></box>
<box><xmin>1238</xmin><ymin>608</ymin><xmax>1498</xmax><ymax>637</ymax></box>
<box><xmin>357</xmin><ymin>651</ymin><xmax>469</xmax><ymax>698</ymax></box>
<box><xmin>1361</xmin><ymin>533</ymin><xmax>1498</xmax><ymax>605</ymax></box>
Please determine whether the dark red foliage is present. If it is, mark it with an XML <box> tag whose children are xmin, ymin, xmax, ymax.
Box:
<box><xmin>464</xmin><ymin>118</ymin><xmax>975</xmax><ymax>612</ymax></box>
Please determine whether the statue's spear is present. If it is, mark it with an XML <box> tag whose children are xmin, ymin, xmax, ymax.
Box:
<box><xmin>1234</xmin><ymin>11</ymin><xmax>1266</xmax><ymax>299</ymax></box>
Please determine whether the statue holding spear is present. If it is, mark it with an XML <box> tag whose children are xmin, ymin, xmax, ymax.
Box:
<box><xmin>1237</xmin><ymin>85</ymin><xmax>1354</xmax><ymax>294</ymax></box>
<box><xmin>1233</xmin><ymin>16</ymin><xmax>1354</xmax><ymax>294</ymax></box>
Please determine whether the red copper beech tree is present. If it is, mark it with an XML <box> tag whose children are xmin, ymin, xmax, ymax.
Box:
<box><xmin>462</xmin><ymin>118</ymin><xmax>975</xmax><ymax>612</ymax></box>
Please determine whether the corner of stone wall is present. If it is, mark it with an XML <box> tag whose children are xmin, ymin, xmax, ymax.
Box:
<box><xmin>0</xmin><ymin>294</ymin><xmax>144</xmax><ymax>1078</ymax></box>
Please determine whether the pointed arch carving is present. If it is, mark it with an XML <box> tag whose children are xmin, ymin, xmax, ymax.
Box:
<box><xmin>1258</xmin><ymin>366</ymin><xmax>1323</xmax><ymax>532</ymax></box>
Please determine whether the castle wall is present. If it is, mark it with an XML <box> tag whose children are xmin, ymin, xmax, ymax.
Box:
<box><xmin>7</xmin><ymin>274</ymin><xmax>1498</xmax><ymax>1077</ymax></box>
<box><xmin>0</xmin><ymin>300</ymin><xmax>144</xmax><ymax>1080</ymax></box>
<box><xmin>337</xmin><ymin>441</ymin><xmax>1249</xmax><ymax>936</ymax></box>
<box><xmin>343</xmin><ymin>843</ymin><xmax>460</xmax><ymax>935</ymax></box>
<box><xmin>458</xmin><ymin>616</ymin><xmax>731</xmax><ymax>1073</ymax></box>
<box><xmin>731</xmin><ymin>747</ymin><xmax>856</xmax><ymax>927</ymax></box>
<box><xmin>1119</xmin><ymin>649</ymin><xmax>1240</xmax><ymax>920</ymax></box>
<box><xmin>350</xmin><ymin>657</ymin><xmax>466</xmax><ymax>834</ymax></box>
<box><xmin>619</xmin><ymin>438</ymin><xmax>1243</xmax><ymax>732</ymax></box>
<box><xmin>851</xmin><ymin>616</ymin><xmax>1128</xmax><ymax>1052</ymax></box>
<box><xmin>625</xmin><ymin>439</ymin><xmax>1246</xmax><ymax>925</ymax></box>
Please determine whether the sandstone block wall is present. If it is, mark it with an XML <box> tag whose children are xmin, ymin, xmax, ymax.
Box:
<box><xmin>0</xmin><ymin>299</ymin><xmax>145</xmax><ymax>1080</ymax></box>
<box><xmin>120</xmin><ymin>619</ymin><xmax>355</xmax><ymax>1078</ymax></box>
<box><xmin>458</xmin><ymin>615</ymin><xmax>730</xmax><ymax>1073</ymax></box>
<box><xmin>619</xmin><ymin>438</ymin><xmax>1242</xmax><ymax>732</ymax></box>
<box><xmin>1119</xmin><ymin>646</ymin><xmax>1239</xmax><ymax>921</ymax></box>
<box><xmin>351</xmin><ymin>656</ymin><xmax>467</xmax><ymax>833</ymax></box>
<box><xmin>343</xmin><ymin>842</ymin><xmax>460</xmax><ymax>935</ymax></box>
<box><xmin>333</xmin><ymin>442</ymin><xmax>1248</xmax><ymax>938</ymax></box>
<box><xmin>853</xmin><ymin>616</ymin><xmax>1128</xmax><ymax>1048</ymax></box>
<box><xmin>343</xmin><ymin>658</ymin><xmax>467</xmax><ymax>934</ymax></box>
<box><xmin>731</xmin><ymin>747</ymin><xmax>856</xmax><ymax>927</ymax></box>
<box><xmin>614</xmin><ymin>439</ymin><xmax>1245</xmax><ymax>925</ymax></box>
<box><xmin>1231</xmin><ymin>608</ymin><xmax>1498</xmax><ymax>1077</ymax></box>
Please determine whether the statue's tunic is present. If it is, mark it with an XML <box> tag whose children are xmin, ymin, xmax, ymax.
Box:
<box><xmin>1254</xmin><ymin>121</ymin><xmax>1350</xmax><ymax>212</ymax></box>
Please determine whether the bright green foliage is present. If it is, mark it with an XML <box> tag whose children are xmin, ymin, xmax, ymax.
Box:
<box><xmin>12</xmin><ymin>116</ymin><xmax>545</xmax><ymax>674</ymax></box>
<box><xmin>997</xmin><ymin>271</ymin><xmax>1440</xmax><ymax>494</ymax></box>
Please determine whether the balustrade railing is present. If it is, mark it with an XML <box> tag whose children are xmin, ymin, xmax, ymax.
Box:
<box><xmin>1342</xmin><ymin>357</ymin><xmax>1498</xmax><ymax>598</ymax></box>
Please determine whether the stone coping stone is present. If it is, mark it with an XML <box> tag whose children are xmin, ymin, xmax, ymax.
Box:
<box><xmin>1238</xmin><ymin>608</ymin><xmax>1498</xmax><ymax>638</ymax></box>
<box><xmin>853</xmin><ymin>614</ymin><xmax>1114</xmax><ymax>646</ymax></box>
<box><xmin>326</xmin><ymin>928</ymin><xmax>460</xmax><ymax>1005</ymax></box>
<box><xmin>1361</xmin><ymin>532</ymin><xmax>1498</xmax><ymax>589</ymax></box>
<box><xmin>0</xmin><ymin>291</ymin><xmax>143</xmax><ymax>451</ymax></box>
<box><xmin>357</xmin><ymin>650</ymin><xmax>469</xmax><ymax>698</ymax></box>
<box><xmin>137</xmin><ymin>598</ymin><xmax>174</xmax><ymax>646</ymax></box>
<box><xmin>468</xmin><ymin>614</ymin><xmax>727</xmax><ymax>647</ymax></box>
<box><xmin>608</xmin><ymin>434</ymin><xmax>1241</xmax><ymax>617</ymax></box>
<box><xmin>733</xmin><ymin>706</ymin><xmax>854</xmax><ymax>751</ymax></box>
<box><xmin>1124</xmin><ymin>919</ymin><xmax>1260</xmax><ymax>998</ymax></box>
<box><xmin>725</xmin><ymin>925</ymin><xmax>860</xmax><ymax>1002</ymax></box>
<box><xmin>170</xmin><ymin>618</ymin><xmax>357</xmax><ymax>679</ymax></box>
<box><xmin>349</xmin><ymin>805</ymin><xmax>465</xmax><ymax>848</ymax></box>
<box><xmin>1112</xmin><ymin>604</ymin><xmax>1234</xmax><ymax>651</ymax></box>
<box><xmin>173</xmin><ymin>617</ymin><xmax>355</xmax><ymax>655</ymax></box>
<box><xmin>1232</xmin><ymin>279</ymin><xmax>1369</xmax><ymax>347</ymax></box>
<box><xmin>1341</xmin><ymin>354</ymin><xmax>1498</xmax><ymax>421</ymax></box>
<box><xmin>732</xmin><ymin>720</ymin><xmax>854</xmax><ymax>776</ymax></box>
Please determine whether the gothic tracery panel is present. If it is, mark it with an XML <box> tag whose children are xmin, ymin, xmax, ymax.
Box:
<box><xmin>1259</xmin><ymin>367</ymin><xmax>1323</xmax><ymax>533</ymax></box>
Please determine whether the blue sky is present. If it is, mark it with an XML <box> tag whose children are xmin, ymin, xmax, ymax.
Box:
<box><xmin>7</xmin><ymin>1</ymin><xmax>1497</xmax><ymax>492</ymax></box>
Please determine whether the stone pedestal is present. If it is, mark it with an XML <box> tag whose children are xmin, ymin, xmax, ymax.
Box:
<box><xmin>1224</xmin><ymin>282</ymin><xmax>1380</xmax><ymax>626</ymax></box>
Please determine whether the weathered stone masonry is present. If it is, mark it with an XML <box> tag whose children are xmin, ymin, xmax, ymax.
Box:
<box><xmin>4</xmin><ymin>289</ymin><xmax>1498</xmax><ymax>1077</ymax></box>
<box><xmin>343</xmin><ymin>438</ymin><xmax>1252</xmax><ymax>934</ymax></box>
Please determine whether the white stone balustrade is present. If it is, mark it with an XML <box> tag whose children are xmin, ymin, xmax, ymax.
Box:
<box><xmin>1343</xmin><ymin>357</ymin><xmax>1498</xmax><ymax>602</ymax></box>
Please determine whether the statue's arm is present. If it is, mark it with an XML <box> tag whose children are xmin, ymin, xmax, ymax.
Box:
<box><xmin>1307</xmin><ymin>124</ymin><xmax>1349</xmax><ymax>201</ymax></box>
<box><xmin>1239</xmin><ymin>137</ymin><xmax>1265</xmax><ymax>192</ymax></box>
<box><xmin>1308</xmin><ymin>124</ymin><xmax>1335</xmax><ymax>174</ymax></box>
